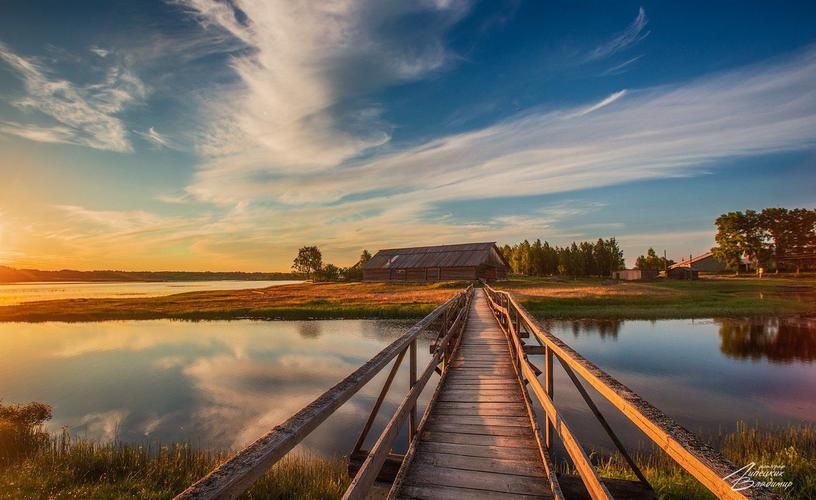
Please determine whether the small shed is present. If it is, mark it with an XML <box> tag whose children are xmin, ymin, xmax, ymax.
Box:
<box><xmin>667</xmin><ymin>267</ymin><xmax>699</xmax><ymax>280</ymax></box>
<box><xmin>363</xmin><ymin>242</ymin><xmax>509</xmax><ymax>282</ymax></box>
<box><xmin>613</xmin><ymin>269</ymin><xmax>658</xmax><ymax>281</ymax></box>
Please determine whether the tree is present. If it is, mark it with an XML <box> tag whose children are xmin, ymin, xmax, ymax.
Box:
<box><xmin>713</xmin><ymin>212</ymin><xmax>746</xmax><ymax>273</ymax></box>
<box><xmin>292</xmin><ymin>246</ymin><xmax>323</xmax><ymax>279</ymax></box>
<box><xmin>318</xmin><ymin>263</ymin><xmax>340</xmax><ymax>282</ymax></box>
<box><xmin>359</xmin><ymin>250</ymin><xmax>372</xmax><ymax>265</ymax></box>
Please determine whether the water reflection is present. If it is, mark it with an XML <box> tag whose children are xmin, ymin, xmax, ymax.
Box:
<box><xmin>542</xmin><ymin>319</ymin><xmax>623</xmax><ymax>339</ymax></box>
<box><xmin>0</xmin><ymin>319</ymin><xmax>429</xmax><ymax>456</ymax></box>
<box><xmin>297</xmin><ymin>322</ymin><xmax>322</xmax><ymax>339</ymax></box>
<box><xmin>542</xmin><ymin>317</ymin><xmax>816</xmax><ymax>454</ymax></box>
<box><xmin>717</xmin><ymin>318</ymin><xmax>816</xmax><ymax>363</ymax></box>
<box><xmin>545</xmin><ymin>317</ymin><xmax>816</xmax><ymax>363</ymax></box>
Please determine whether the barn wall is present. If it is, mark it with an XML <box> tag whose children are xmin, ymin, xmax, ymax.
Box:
<box><xmin>364</xmin><ymin>266</ymin><xmax>477</xmax><ymax>281</ymax></box>
<box><xmin>406</xmin><ymin>269</ymin><xmax>427</xmax><ymax>281</ymax></box>
<box><xmin>692</xmin><ymin>255</ymin><xmax>727</xmax><ymax>273</ymax></box>
<box><xmin>440</xmin><ymin>267</ymin><xmax>477</xmax><ymax>280</ymax></box>
<box><xmin>363</xmin><ymin>270</ymin><xmax>390</xmax><ymax>281</ymax></box>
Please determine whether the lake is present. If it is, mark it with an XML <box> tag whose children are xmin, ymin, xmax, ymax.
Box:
<box><xmin>0</xmin><ymin>280</ymin><xmax>302</xmax><ymax>306</ymax></box>
<box><xmin>0</xmin><ymin>316</ymin><xmax>813</xmax><ymax>457</ymax></box>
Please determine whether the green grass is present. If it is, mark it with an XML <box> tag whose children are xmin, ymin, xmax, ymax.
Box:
<box><xmin>0</xmin><ymin>435</ymin><xmax>349</xmax><ymax>499</ymax></box>
<box><xmin>1</xmin><ymin>275</ymin><xmax>814</xmax><ymax>322</ymax></box>
<box><xmin>504</xmin><ymin>275</ymin><xmax>816</xmax><ymax>319</ymax></box>
<box><xmin>584</xmin><ymin>422</ymin><xmax>816</xmax><ymax>499</ymax></box>
<box><xmin>1</xmin><ymin>423</ymin><xmax>813</xmax><ymax>499</ymax></box>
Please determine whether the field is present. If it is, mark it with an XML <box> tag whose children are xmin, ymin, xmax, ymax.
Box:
<box><xmin>0</xmin><ymin>275</ymin><xmax>814</xmax><ymax>322</ymax></box>
<box><xmin>503</xmin><ymin>275</ymin><xmax>816</xmax><ymax>319</ymax></box>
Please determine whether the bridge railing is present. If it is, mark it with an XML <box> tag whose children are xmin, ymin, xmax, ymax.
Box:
<box><xmin>175</xmin><ymin>284</ymin><xmax>473</xmax><ymax>500</ymax></box>
<box><xmin>482</xmin><ymin>282</ymin><xmax>774</xmax><ymax>500</ymax></box>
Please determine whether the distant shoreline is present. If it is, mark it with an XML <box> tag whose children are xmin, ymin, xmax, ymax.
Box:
<box><xmin>0</xmin><ymin>265</ymin><xmax>299</xmax><ymax>283</ymax></box>
<box><xmin>0</xmin><ymin>277</ymin><xmax>814</xmax><ymax>323</ymax></box>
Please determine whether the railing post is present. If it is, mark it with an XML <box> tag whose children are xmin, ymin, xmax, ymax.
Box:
<box><xmin>545</xmin><ymin>345</ymin><xmax>554</xmax><ymax>450</ymax></box>
<box><xmin>409</xmin><ymin>338</ymin><xmax>417</xmax><ymax>441</ymax></box>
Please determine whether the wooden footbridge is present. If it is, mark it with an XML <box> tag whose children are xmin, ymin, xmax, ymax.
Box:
<box><xmin>177</xmin><ymin>284</ymin><xmax>775</xmax><ymax>499</ymax></box>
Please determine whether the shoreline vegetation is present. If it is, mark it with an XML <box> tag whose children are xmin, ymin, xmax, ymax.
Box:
<box><xmin>0</xmin><ymin>276</ymin><xmax>814</xmax><ymax>323</ymax></box>
<box><xmin>0</xmin><ymin>402</ymin><xmax>813</xmax><ymax>499</ymax></box>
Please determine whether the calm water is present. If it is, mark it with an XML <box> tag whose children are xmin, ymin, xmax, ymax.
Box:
<box><xmin>538</xmin><ymin>317</ymin><xmax>816</xmax><ymax>453</ymax></box>
<box><xmin>0</xmin><ymin>280</ymin><xmax>302</xmax><ymax>306</ymax></box>
<box><xmin>0</xmin><ymin>317</ymin><xmax>814</xmax><ymax>456</ymax></box>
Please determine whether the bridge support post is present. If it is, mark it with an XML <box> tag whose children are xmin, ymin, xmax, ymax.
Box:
<box><xmin>409</xmin><ymin>339</ymin><xmax>417</xmax><ymax>441</ymax></box>
<box><xmin>545</xmin><ymin>346</ymin><xmax>554</xmax><ymax>450</ymax></box>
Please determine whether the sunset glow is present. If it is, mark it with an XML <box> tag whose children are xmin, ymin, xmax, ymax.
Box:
<box><xmin>1</xmin><ymin>2</ymin><xmax>815</xmax><ymax>271</ymax></box>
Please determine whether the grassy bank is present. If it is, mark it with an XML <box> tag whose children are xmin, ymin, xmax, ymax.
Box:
<box><xmin>0</xmin><ymin>439</ymin><xmax>349</xmax><ymax>499</ymax></box>
<box><xmin>588</xmin><ymin>421</ymin><xmax>816</xmax><ymax>498</ymax></box>
<box><xmin>0</xmin><ymin>281</ymin><xmax>462</xmax><ymax>322</ymax></box>
<box><xmin>1</xmin><ymin>423</ymin><xmax>813</xmax><ymax>498</ymax></box>
<box><xmin>504</xmin><ymin>275</ymin><xmax>816</xmax><ymax>319</ymax></box>
<box><xmin>0</xmin><ymin>276</ymin><xmax>814</xmax><ymax>322</ymax></box>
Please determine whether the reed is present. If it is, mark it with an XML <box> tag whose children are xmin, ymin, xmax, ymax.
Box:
<box><xmin>581</xmin><ymin>421</ymin><xmax>816</xmax><ymax>498</ymax></box>
<box><xmin>0</xmin><ymin>430</ymin><xmax>349</xmax><ymax>499</ymax></box>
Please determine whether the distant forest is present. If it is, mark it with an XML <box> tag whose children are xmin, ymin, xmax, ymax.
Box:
<box><xmin>499</xmin><ymin>238</ymin><xmax>625</xmax><ymax>277</ymax></box>
<box><xmin>0</xmin><ymin>266</ymin><xmax>299</xmax><ymax>283</ymax></box>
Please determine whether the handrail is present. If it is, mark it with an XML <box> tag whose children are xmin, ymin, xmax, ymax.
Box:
<box><xmin>344</xmin><ymin>287</ymin><xmax>472</xmax><ymax>499</ymax></box>
<box><xmin>176</xmin><ymin>284</ymin><xmax>473</xmax><ymax>500</ymax></box>
<box><xmin>482</xmin><ymin>283</ymin><xmax>775</xmax><ymax>500</ymax></box>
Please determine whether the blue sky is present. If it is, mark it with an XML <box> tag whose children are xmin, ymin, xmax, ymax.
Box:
<box><xmin>0</xmin><ymin>0</ymin><xmax>814</xmax><ymax>270</ymax></box>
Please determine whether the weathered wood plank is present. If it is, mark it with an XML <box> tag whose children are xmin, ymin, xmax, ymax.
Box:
<box><xmin>427</xmin><ymin>415</ymin><xmax>531</xmax><ymax>427</ymax></box>
<box><xmin>417</xmin><ymin>441</ymin><xmax>541</xmax><ymax>461</ymax></box>
<box><xmin>404</xmin><ymin>464</ymin><xmax>551</xmax><ymax>496</ymax></box>
<box><xmin>422</xmin><ymin>431</ymin><xmax>538</xmax><ymax>449</ymax></box>
<box><xmin>426</xmin><ymin>422</ymin><xmax>533</xmax><ymax>437</ymax></box>
<box><xmin>413</xmin><ymin>452</ymin><xmax>546</xmax><ymax>478</ymax></box>
<box><xmin>401</xmin><ymin>483</ymin><xmax>550</xmax><ymax>500</ymax></box>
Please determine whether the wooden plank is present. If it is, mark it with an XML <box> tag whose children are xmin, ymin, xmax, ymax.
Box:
<box><xmin>426</xmin><ymin>422</ymin><xmax>532</xmax><ymax>437</ymax></box>
<box><xmin>401</xmin><ymin>483</ymin><xmax>550</xmax><ymax>500</ymax></box>
<box><xmin>422</xmin><ymin>431</ymin><xmax>538</xmax><ymax>449</ymax></box>
<box><xmin>404</xmin><ymin>464</ymin><xmax>551</xmax><ymax>496</ymax></box>
<box><xmin>413</xmin><ymin>451</ymin><xmax>546</xmax><ymax>478</ymax></box>
<box><xmin>438</xmin><ymin>394</ymin><xmax>522</xmax><ymax>403</ymax></box>
<box><xmin>427</xmin><ymin>415</ymin><xmax>531</xmax><ymax>427</ymax></box>
<box><xmin>417</xmin><ymin>441</ymin><xmax>541</xmax><ymax>461</ymax></box>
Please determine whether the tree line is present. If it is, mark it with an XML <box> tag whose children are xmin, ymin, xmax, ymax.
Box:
<box><xmin>499</xmin><ymin>238</ymin><xmax>624</xmax><ymax>277</ymax></box>
<box><xmin>292</xmin><ymin>246</ymin><xmax>371</xmax><ymax>281</ymax></box>
<box><xmin>712</xmin><ymin>207</ymin><xmax>816</xmax><ymax>272</ymax></box>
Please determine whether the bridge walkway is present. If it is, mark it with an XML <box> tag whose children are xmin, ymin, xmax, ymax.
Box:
<box><xmin>395</xmin><ymin>289</ymin><xmax>554</xmax><ymax>499</ymax></box>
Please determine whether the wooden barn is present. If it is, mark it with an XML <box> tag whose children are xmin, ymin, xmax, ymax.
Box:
<box><xmin>363</xmin><ymin>242</ymin><xmax>509</xmax><ymax>282</ymax></box>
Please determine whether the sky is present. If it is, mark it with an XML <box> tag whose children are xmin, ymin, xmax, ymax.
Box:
<box><xmin>0</xmin><ymin>0</ymin><xmax>815</xmax><ymax>271</ymax></box>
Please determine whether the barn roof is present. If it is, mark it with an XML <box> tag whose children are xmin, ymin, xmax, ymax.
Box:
<box><xmin>670</xmin><ymin>252</ymin><xmax>715</xmax><ymax>269</ymax></box>
<box><xmin>364</xmin><ymin>242</ymin><xmax>508</xmax><ymax>270</ymax></box>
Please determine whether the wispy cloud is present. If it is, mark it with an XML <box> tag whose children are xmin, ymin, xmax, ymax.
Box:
<box><xmin>177</xmin><ymin>0</ymin><xmax>469</xmax><ymax>174</ymax></box>
<box><xmin>133</xmin><ymin>127</ymin><xmax>177</xmax><ymax>149</ymax></box>
<box><xmin>0</xmin><ymin>122</ymin><xmax>77</xmax><ymax>145</ymax></box>
<box><xmin>569</xmin><ymin>89</ymin><xmax>627</xmax><ymax>117</ymax></box>
<box><xmin>587</xmin><ymin>7</ymin><xmax>649</xmax><ymax>62</ymax></box>
<box><xmin>601</xmin><ymin>55</ymin><xmax>643</xmax><ymax>76</ymax></box>
<box><xmin>0</xmin><ymin>41</ymin><xmax>146</xmax><ymax>152</ymax></box>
